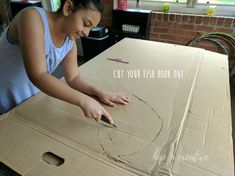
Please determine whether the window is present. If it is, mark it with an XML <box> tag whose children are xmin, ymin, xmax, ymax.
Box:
<box><xmin>127</xmin><ymin>0</ymin><xmax>235</xmax><ymax>16</ymax></box>
<box><xmin>41</xmin><ymin>0</ymin><xmax>61</xmax><ymax>12</ymax></box>
<box><xmin>52</xmin><ymin>0</ymin><xmax>61</xmax><ymax>11</ymax></box>
<box><xmin>145</xmin><ymin>0</ymin><xmax>175</xmax><ymax>1</ymax></box>
<box><xmin>142</xmin><ymin>0</ymin><xmax>235</xmax><ymax>5</ymax></box>
<box><xmin>198</xmin><ymin>0</ymin><xmax>235</xmax><ymax>5</ymax></box>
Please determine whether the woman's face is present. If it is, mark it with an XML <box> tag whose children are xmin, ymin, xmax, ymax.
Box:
<box><xmin>63</xmin><ymin>8</ymin><xmax>101</xmax><ymax>41</ymax></box>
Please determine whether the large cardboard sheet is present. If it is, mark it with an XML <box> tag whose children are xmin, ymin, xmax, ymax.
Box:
<box><xmin>0</xmin><ymin>38</ymin><xmax>233</xmax><ymax>176</ymax></box>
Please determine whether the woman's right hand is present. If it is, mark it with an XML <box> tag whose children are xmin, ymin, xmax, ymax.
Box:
<box><xmin>79</xmin><ymin>95</ymin><xmax>114</xmax><ymax>124</ymax></box>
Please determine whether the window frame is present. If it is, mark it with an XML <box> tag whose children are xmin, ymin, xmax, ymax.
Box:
<box><xmin>126</xmin><ymin>0</ymin><xmax>235</xmax><ymax>16</ymax></box>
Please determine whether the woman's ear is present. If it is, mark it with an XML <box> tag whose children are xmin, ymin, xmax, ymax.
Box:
<box><xmin>62</xmin><ymin>0</ymin><xmax>73</xmax><ymax>16</ymax></box>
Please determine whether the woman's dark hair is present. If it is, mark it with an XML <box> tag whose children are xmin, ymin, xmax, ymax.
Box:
<box><xmin>57</xmin><ymin>0</ymin><xmax>103</xmax><ymax>14</ymax></box>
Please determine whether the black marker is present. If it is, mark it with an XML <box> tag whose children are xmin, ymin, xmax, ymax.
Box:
<box><xmin>101</xmin><ymin>115</ymin><xmax>117</xmax><ymax>128</ymax></box>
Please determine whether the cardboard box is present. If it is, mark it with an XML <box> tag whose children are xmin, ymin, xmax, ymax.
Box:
<box><xmin>0</xmin><ymin>38</ymin><xmax>233</xmax><ymax>176</ymax></box>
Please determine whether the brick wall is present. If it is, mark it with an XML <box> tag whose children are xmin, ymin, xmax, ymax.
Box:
<box><xmin>149</xmin><ymin>12</ymin><xmax>235</xmax><ymax>55</ymax></box>
<box><xmin>101</xmin><ymin>2</ymin><xmax>235</xmax><ymax>61</ymax></box>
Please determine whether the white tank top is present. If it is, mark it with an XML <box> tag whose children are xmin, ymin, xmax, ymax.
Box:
<box><xmin>0</xmin><ymin>7</ymin><xmax>73</xmax><ymax>114</ymax></box>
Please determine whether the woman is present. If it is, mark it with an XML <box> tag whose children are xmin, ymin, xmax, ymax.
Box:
<box><xmin>0</xmin><ymin>0</ymin><xmax>130</xmax><ymax>124</ymax></box>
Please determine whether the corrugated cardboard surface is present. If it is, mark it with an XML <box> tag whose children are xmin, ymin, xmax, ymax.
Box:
<box><xmin>0</xmin><ymin>38</ymin><xmax>233</xmax><ymax>176</ymax></box>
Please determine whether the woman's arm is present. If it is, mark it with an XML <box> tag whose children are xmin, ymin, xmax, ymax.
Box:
<box><xmin>63</xmin><ymin>42</ymin><xmax>130</xmax><ymax>107</ymax></box>
<box><xmin>62</xmin><ymin>42</ymin><xmax>103</xmax><ymax>96</ymax></box>
<box><xmin>17</xmin><ymin>8</ymin><xmax>84</xmax><ymax>107</ymax></box>
<box><xmin>16</xmin><ymin>8</ymin><xmax>113</xmax><ymax>123</ymax></box>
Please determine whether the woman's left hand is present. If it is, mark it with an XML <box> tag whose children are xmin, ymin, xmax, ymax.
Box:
<box><xmin>97</xmin><ymin>91</ymin><xmax>130</xmax><ymax>107</ymax></box>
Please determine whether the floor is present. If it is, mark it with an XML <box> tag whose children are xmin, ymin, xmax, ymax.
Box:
<box><xmin>52</xmin><ymin>56</ymin><xmax>87</xmax><ymax>79</ymax></box>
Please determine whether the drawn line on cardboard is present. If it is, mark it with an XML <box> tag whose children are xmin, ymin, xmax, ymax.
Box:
<box><xmin>97</xmin><ymin>71</ymin><xmax>164</xmax><ymax>173</ymax></box>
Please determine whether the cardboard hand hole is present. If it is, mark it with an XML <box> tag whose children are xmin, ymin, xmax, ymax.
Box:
<box><xmin>42</xmin><ymin>152</ymin><xmax>64</xmax><ymax>166</ymax></box>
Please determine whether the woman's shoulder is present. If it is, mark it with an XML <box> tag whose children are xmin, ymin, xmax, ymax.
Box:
<box><xmin>7</xmin><ymin>7</ymin><xmax>44</xmax><ymax>44</ymax></box>
<box><xmin>17</xmin><ymin>7</ymin><xmax>40</xmax><ymax>18</ymax></box>
<box><xmin>15</xmin><ymin>7</ymin><xmax>43</xmax><ymax>27</ymax></box>
<box><xmin>13</xmin><ymin>7</ymin><xmax>45</xmax><ymax>36</ymax></box>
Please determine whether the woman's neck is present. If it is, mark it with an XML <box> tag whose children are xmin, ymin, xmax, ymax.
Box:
<box><xmin>46</xmin><ymin>11</ymin><xmax>67</xmax><ymax>46</ymax></box>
